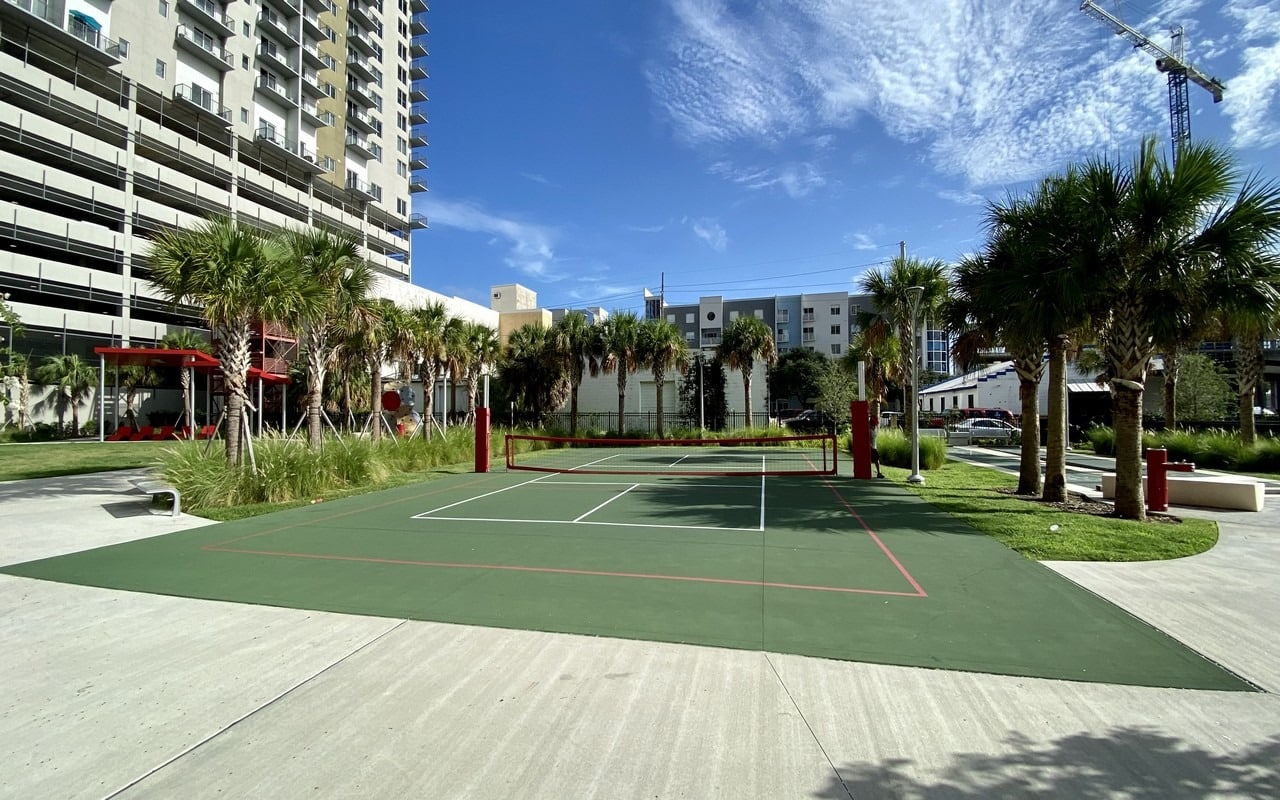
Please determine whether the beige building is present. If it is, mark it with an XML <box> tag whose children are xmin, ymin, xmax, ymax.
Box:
<box><xmin>0</xmin><ymin>0</ymin><xmax>428</xmax><ymax>360</ymax></box>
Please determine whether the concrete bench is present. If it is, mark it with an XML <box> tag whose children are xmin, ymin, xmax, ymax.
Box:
<box><xmin>130</xmin><ymin>477</ymin><xmax>181</xmax><ymax>517</ymax></box>
<box><xmin>1099</xmin><ymin>473</ymin><xmax>1265</xmax><ymax>512</ymax></box>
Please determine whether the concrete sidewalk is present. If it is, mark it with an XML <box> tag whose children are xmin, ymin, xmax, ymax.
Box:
<box><xmin>1</xmin><ymin>470</ymin><xmax>1277</xmax><ymax>799</ymax></box>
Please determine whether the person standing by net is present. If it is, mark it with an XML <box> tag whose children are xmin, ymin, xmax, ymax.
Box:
<box><xmin>870</xmin><ymin>417</ymin><xmax>885</xmax><ymax>478</ymax></box>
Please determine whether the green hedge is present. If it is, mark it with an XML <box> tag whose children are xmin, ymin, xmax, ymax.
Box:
<box><xmin>1085</xmin><ymin>426</ymin><xmax>1280</xmax><ymax>472</ymax></box>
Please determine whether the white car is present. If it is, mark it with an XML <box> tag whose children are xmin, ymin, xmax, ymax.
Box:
<box><xmin>947</xmin><ymin>418</ymin><xmax>1021</xmax><ymax>445</ymax></box>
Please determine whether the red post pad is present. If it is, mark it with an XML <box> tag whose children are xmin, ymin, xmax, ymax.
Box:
<box><xmin>474</xmin><ymin>407</ymin><xmax>491</xmax><ymax>473</ymax></box>
<box><xmin>851</xmin><ymin>400</ymin><xmax>872</xmax><ymax>480</ymax></box>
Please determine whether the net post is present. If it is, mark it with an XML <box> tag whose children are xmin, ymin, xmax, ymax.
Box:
<box><xmin>474</xmin><ymin>407</ymin><xmax>491</xmax><ymax>473</ymax></box>
<box><xmin>851</xmin><ymin>400</ymin><xmax>872</xmax><ymax>479</ymax></box>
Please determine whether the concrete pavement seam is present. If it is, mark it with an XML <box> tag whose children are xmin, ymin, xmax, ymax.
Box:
<box><xmin>764</xmin><ymin>652</ymin><xmax>855</xmax><ymax>800</ymax></box>
<box><xmin>101</xmin><ymin>617</ymin><xmax>410</xmax><ymax>800</ymax></box>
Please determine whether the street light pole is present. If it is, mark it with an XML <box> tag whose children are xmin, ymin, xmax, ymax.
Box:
<box><xmin>906</xmin><ymin>286</ymin><xmax>925</xmax><ymax>485</ymax></box>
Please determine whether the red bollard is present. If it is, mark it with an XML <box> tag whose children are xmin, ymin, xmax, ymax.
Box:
<box><xmin>1146</xmin><ymin>448</ymin><xmax>1195</xmax><ymax>512</ymax></box>
<box><xmin>851</xmin><ymin>400</ymin><xmax>872</xmax><ymax>479</ymax></box>
<box><xmin>474</xmin><ymin>407</ymin><xmax>491</xmax><ymax>473</ymax></box>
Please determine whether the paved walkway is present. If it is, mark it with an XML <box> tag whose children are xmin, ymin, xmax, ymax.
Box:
<box><xmin>1</xmin><ymin>470</ymin><xmax>1277</xmax><ymax>799</ymax></box>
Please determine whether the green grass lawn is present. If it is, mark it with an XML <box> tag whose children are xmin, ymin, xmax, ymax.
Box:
<box><xmin>0</xmin><ymin>441</ymin><xmax>174</xmax><ymax>481</ymax></box>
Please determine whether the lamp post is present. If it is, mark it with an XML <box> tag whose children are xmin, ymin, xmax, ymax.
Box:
<box><xmin>906</xmin><ymin>285</ymin><xmax>925</xmax><ymax>485</ymax></box>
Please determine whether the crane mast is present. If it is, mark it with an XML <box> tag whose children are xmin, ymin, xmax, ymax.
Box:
<box><xmin>1079</xmin><ymin>0</ymin><xmax>1225</xmax><ymax>164</ymax></box>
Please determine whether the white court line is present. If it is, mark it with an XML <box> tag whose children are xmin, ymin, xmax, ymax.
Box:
<box><xmin>414</xmin><ymin>515</ymin><xmax>762</xmax><ymax>533</ymax></box>
<box><xmin>529</xmin><ymin>480</ymin><xmax>761</xmax><ymax>489</ymax></box>
<box><xmin>574</xmin><ymin>483</ymin><xmax>639</xmax><ymax>522</ymax></box>
<box><xmin>759</xmin><ymin>466</ymin><xmax>766</xmax><ymax>531</ymax></box>
<box><xmin>670</xmin><ymin>454</ymin><xmax>691</xmax><ymax>467</ymax></box>
<box><xmin>410</xmin><ymin>473</ymin><xmax>552</xmax><ymax>518</ymax></box>
<box><xmin>568</xmin><ymin>453</ymin><xmax>624</xmax><ymax>470</ymax></box>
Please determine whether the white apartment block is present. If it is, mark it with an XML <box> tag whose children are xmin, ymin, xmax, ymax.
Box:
<box><xmin>0</xmin><ymin>0</ymin><xmax>429</xmax><ymax>361</ymax></box>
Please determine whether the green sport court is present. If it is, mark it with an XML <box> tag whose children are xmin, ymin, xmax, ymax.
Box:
<box><xmin>1</xmin><ymin>442</ymin><xmax>1253</xmax><ymax>691</ymax></box>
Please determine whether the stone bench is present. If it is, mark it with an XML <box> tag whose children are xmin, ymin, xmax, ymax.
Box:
<box><xmin>129</xmin><ymin>477</ymin><xmax>181</xmax><ymax>517</ymax></box>
<box><xmin>1099</xmin><ymin>473</ymin><xmax>1265</xmax><ymax>512</ymax></box>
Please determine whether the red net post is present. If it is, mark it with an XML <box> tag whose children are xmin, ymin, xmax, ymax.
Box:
<box><xmin>474</xmin><ymin>407</ymin><xmax>491</xmax><ymax>473</ymax></box>
<box><xmin>851</xmin><ymin>400</ymin><xmax>872</xmax><ymax>479</ymax></box>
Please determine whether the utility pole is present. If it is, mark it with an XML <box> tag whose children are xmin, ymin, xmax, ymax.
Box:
<box><xmin>1079</xmin><ymin>0</ymin><xmax>1225</xmax><ymax>165</ymax></box>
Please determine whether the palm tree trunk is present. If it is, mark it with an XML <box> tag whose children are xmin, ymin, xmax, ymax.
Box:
<box><xmin>419</xmin><ymin>362</ymin><xmax>437</xmax><ymax>429</ymax></box>
<box><xmin>1234</xmin><ymin>334</ymin><xmax>1262</xmax><ymax>447</ymax></box>
<box><xmin>220</xmin><ymin>324</ymin><xmax>253</xmax><ymax>466</ymax></box>
<box><xmin>742</xmin><ymin>373</ymin><xmax>753</xmax><ymax>429</ymax></box>
<box><xmin>179</xmin><ymin>369</ymin><xmax>192</xmax><ymax>429</ymax></box>
<box><xmin>1162</xmin><ymin>348</ymin><xmax>1181</xmax><ymax>431</ymax></box>
<box><xmin>616</xmin><ymin>372</ymin><xmax>627</xmax><ymax>435</ymax></box>
<box><xmin>570</xmin><ymin>382</ymin><xmax>580</xmax><ymax>437</ymax></box>
<box><xmin>370</xmin><ymin>354</ymin><xmax>383</xmax><ymax>442</ymax></box>
<box><xmin>305</xmin><ymin>328</ymin><xmax>327</xmax><ymax>449</ymax></box>
<box><xmin>466</xmin><ymin>370</ymin><xmax>479</xmax><ymax>424</ymax></box>
<box><xmin>1043</xmin><ymin>336</ymin><xmax>1068</xmax><ymax>503</ymax></box>
<box><xmin>1012</xmin><ymin>351</ymin><xmax>1045</xmax><ymax>496</ymax></box>
<box><xmin>71</xmin><ymin>392</ymin><xmax>80</xmax><ymax>437</ymax></box>
<box><xmin>654</xmin><ymin>367</ymin><xmax>666</xmax><ymax>438</ymax></box>
<box><xmin>1112</xmin><ymin>384</ymin><xmax>1146</xmax><ymax>521</ymax></box>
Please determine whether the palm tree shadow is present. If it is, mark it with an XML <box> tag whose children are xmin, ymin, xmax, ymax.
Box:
<box><xmin>814</xmin><ymin>727</ymin><xmax>1280</xmax><ymax>799</ymax></box>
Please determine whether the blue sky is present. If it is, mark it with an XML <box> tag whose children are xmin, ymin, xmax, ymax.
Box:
<box><xmin>410</xmin><ymin>0</ymin><xmax>1280</xmax><ymax>316</ymax></box>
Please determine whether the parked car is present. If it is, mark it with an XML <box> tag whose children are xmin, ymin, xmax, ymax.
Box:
<box><xmin>946</xmin><ymin>418</ymin><xmax>1021</xmax><ymax>445</ymax></box>
<box><xmin>782</xmin><ymin>409</ymin><xmax>839</xmax><ymax>434</ymax></box>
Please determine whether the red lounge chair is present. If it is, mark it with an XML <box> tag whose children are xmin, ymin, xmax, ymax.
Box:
<box><xmin>129</xmin><ymin>426</ymin><xmax>154</xmax><ymax>441</ymax></box>
<box><xmin>106</xmin><ymin>426</ymin><xmax>133</xmax><ymax>441</ymax></box>
<box><xmin>153</xmin><ymin>425</ymin><xmax>176</xmax><ymax>440</ymax></box>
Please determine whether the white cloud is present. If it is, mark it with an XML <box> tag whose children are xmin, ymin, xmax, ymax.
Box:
<box><xmin>1223</xmin><ymin>0</ymin><xmax>1280</xmax><ymax>150</ymax></box>
<box><xmin>709</xmin><ymin>160</ymin><xmax>826</xmax><ymax>197</ymax></box>
<box><xmin>689</xmin><ymin>217</ymin><xmax>728</xmax><ymax>251</ymax></box>
<box><xmin>846</xmin><ymin>232</ymin><xmax>879</xmax><ymax>251</ymax></box>
<box><xmin>419</xmin><ymin>197</ymin><xmax>559</xmax><ymax>280</ymax></box>
<box><xmin>937</xmin><ymin>189</ymin><xmax>987</xmax><ymax>207</ymax></box>
<box><xmin>647</xmin><ymin>0</ymin><xmax>1228</xmax><ymax>189</ymax></box>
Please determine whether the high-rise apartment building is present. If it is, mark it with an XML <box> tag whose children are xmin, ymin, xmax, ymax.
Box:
<box><xmin>0</xmin><ymin>0</ymin><xmax>427</xmax><ymax>361</ymax></box>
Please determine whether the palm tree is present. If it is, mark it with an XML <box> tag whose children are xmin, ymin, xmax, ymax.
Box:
<box><xmin>638</xmin><ymin>318</ymin><xmax>689</xmax><ymax>438</ymax></box>
<box><xmin>115</xmin><ymin>363</ymin><xmax>161</xmax><ymax>431</ymax></box>
<box><xmin>500</xmin><ymin>323</ymin><xmax>568</xmax><ymax>427</ymax></box>
<box><xmin>1</xmin><ymin>351</ymin><xmax>32</xmax><ymax>431</ymax></box>
<box><xmin>149</xmin><ymin>217</ymin><xmax>316</xmax><ymax>465</ymax></box>
<box><xmin>278</xmin><ymin>227</ymin><xmax>372</xmax><ymax>449</ymax></box>
<box><xmin>717</xmin><ymin>316</ymin><xmax>777</xmax><ymax>429</ymax></box>
<box><xmin>552</xmin><ymin>311</ymin><xmax>603</xmax><ymax>436</ymax></box>
<box><xmin>371</xmin><ymin>301</ymin><xmax>413</xmax><ymax>440</ymax></box>
<box><xmin>1077</xmin><ymin>137</ymin><xmax>1280</xmax><ymax>519</ymax></box>
<box><xmin>462</xmin><ymin>322</ymin><xmax>500</xmax><ymax>423</ymax></box>
<box><xmin>408</xmin><ymin>302</ymin><xmax>448</xmax><ymax>428</ymax></box>
<box><xmin>859</xmin><ymin>255</ymin><xmax>949</xmax><ymax>442</ymax></box>
<box><xmin>840</xmin><ymin>325</ymin><xmax>902</xmax><ymax>423</ymax></box>
<box><xmin>160</xmin><ymin>329</ymin><xmax>212</xmax><ymax>431</ymax></box>
<box><xmin>34</xmin><ymin>353</ymin><xmax>97</xmax><ymax>436</ymax></box>
<box><xmin>440</xmin><ymin>315</ymin><xmax>469</xmax><ymax>423</ymax></box>
<box><xmin>598</xmin><ymin>311</ymin><xmax>642</xmax><ymax>434</ymax></box>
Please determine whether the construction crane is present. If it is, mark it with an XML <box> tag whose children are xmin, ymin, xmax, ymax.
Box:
<box><xmin>1079</xmin><ymin>0</ymin><xmax>1225</xmax><ymax>165</ymax></box>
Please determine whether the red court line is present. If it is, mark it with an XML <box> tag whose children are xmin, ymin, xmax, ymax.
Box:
<box><xmin>821</xmin><ymin>478</ymin><xmax>928</xmax><ymax>598</ymax></box>
<box><xmin>200</xmin><ymin>545</ymin><xmax>927</xmax><ymax>597</ymax></box>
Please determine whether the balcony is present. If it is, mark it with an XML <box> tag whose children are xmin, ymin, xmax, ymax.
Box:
<box><xmin>257</xmin><ymin>8</ymin><xmax>297</xmax><ymax>43</ymax></box>
<box><xmin>347</xmin><ymin>0</ymin><xmax>376</xmax><ymax>29</ymax></box>
<box><xmin>175</xmin><ymin>25</ymin><xmax>234</xmax><ymax>70</ymax></box>
<box><xmin>409</xmin><ymin>213</ymin><xmax>428</xmax><ymax>229</ymax></box>
<box><xmin>346</xmin><ymin>26</ymin><xmax>379</xmax><ymax>58</ymax></box>
<box><xmin>300</xmin><ymin>100</ymin><xmax>334</xmax><ymax>128</ymax></box>
<box><xmin>410</xmin><ymin>170</ymin><xmax>428</xmax><ymax>193</ymax></box>
<box><xmin>344</xmin><ymin>131</ymin><xmax>376</xmax><ymax>160</ymax></box>
<box><xmin>254</xmin><ymin>126</ymin><xmax>323</xmax><ymax>172</ymax></box>
<box><xmin>173</xmin><ymin>83</ymin><xmax>232</xmax><ymax>124</ymax></box>
<box><xmin>345</xmin><ymin>174</ymin><xmax>375</xmax><ymax>199</ymax></box>
<box><xmin>410</xmin><ymin>33</ymin><xmax>428</xmax><ymax>57</ymax></box>
<box><xmin>410</xmin><ymin>0</ymin><xmax>427</xmax><ymax>12</ymax></box>
<box><xmin>409</xmin><ymin>130</ymin><xmax>428</xmax><ymax>148</ymax></box>
<box><xmin>299</xmin><ymin>68</ymin><xmax>326</xmax><ymax>98</ymax></box>
<box><xmin>410</xmin><ymin>79</ymin><xmax>429</xmax><ymax>102</ymax></box>
<box><xmin>254</xmin><ymin>74</ymin><xmax>299</xmax><ymax>107</ymax></box>
<box><xmin>409</xmin><ymin>103</ymin><xmax>428</xmax><ymax>125</ymax></box>
<box><xmin>301</xmin><ymin>10</ymin><xmax>324</xmax><ymax>39</ymax></box>
<box><xmin>258</xmin><ymin>42</ymin><xmax>299</xmax><ymax>77</ymax></box>
<box><xmin>410</xmin><ymin>11</ymin><xmax>428</xmax><ymax>34</ymax></box>
<box><xmin>346</xmin><ymin>49</ymin><xmax>377</xmax><ymax>82</ymax></box>
<box><xmin>409</xmin><ymin>61</ymin><xmax>428</xmax><ymax>80</ymax></box>
<box><xmin>301</xmin><ymin>42</ymin><xmax>333</xmax><ymax>70</ymax></box>
<box><xmin>176</xmin><ymin>0</ymin><xmax>233</xmax><ymax>37</ymax></box>
<box><xmin>409</xmin><ymin>152</ymin><xmax>427</xmax><ymax>170</ymax></box>
<box><xmin>346</xmin><ymin>105</ymin><xmax>376</xmax><ymax>134</ymax></box>
<box><xmin>303</xmin><ymin>0</ymin><xmax>327</xmax><ymax>11</ymax></box>
<box><xmin>346</xmin><ymin>79</ymin><xmax>378</xmax><ymax>109</ymax></box>
<box><xmin>5</xmin><ymin>2</ymin><xmax>126</xmax><ymax>63</ymax></box>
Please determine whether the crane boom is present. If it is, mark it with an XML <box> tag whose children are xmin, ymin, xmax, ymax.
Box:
<box><xmin>1080</xmin><ymin>0</ymin><xmax>1224</xmax><ymax>101</ymax></box>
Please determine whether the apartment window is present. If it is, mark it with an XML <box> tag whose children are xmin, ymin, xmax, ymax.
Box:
<box><xmin>396</xmin><ymin>199</ymin><xmax>407</xmax><ymax>215</ymax></box>
<box><xmin>802</xmin><ymin>326</ymin><xmax>815</xmax><ymax>342</ymax></box>
<box><xmin>397</xmin><ymin>136</ymin><xmax>407</xmax><ymax>155</ymax></box>
<box><xmin>243</xmin><ymin>21</ymin><xmax>250</xmax><ymax>36</ymax></box>
<box><xmin>754</xmin><ymin>309</ymin><xmax>763</xmax><ymax>318</ymax></box>
<box><xmin>830</xmin><ymin>343</ymin><xmax>842</xmax><ymax>355</ymax></box>
<box><xmin>117</xmin><ymin>38</ymin><xmax>129</xmax><ymax>58</ymax></box>
<box><xmin>155</xmin><ymin>59</ymin><xmax>166</xmax><ymax>78</ymax></box>
<box><xmin>729</xmin><ymin>310</ymin><xmax>739</xmax><ymax>321</ymax></box>
<box><xmin>396</xmin><ymin>161</ymin><xmax>407</xmax><ymax>177</ymax></box>
<box><xmin>397</xmin><ymin>112</ymin><xmax>406</xmax><ymax>129</ymax></box>
<box><xmin>802</xmin><ymin>307</ymin><xmax>814</xmax><ymax>322</ymax></box>
<box><xmin>777</xmin><ymin>309</ymin><xmax>789</xmax><ymax>323</ymax></box>
<box><xmin>240</xmin><ymin>108</ymin><xmax>248</xmax><ymax>122</ymax></box>
<box><xmin>242</xmin><ymin>55</ymin><xmax>250</xmax><ymax>69</ymax></box>
<box><xmin>158</xmin><ymin>0</ymin><xmax>168</xmax><ymax>16</ymax></box>
<box><xmin>830</xmin><ymin>324</ymin><xmax>841</xmax><ymax>336</ymax></box>
<box><xmin>397</xmin><ymin>43</ymin><xmax>407</xmax><ymax>59</ymax></box>
<box><xmin>398</xmin><ymin>20</ymin><xmax>407</xmax><ymax>36</ymax></box>
<box><xmin>397</xmin><ymin>66</ymin><xmax>407</xmax><ymax>83</ymax></box>
<box><xmin>397</xmin><ymin>89</ymin><xmax>406</xmax><ymax>106</ymax></box>
<box><xmin>830</xmin><ymin>305</ymin><xmax>841</xmax><ymax>316</ymax></box>
<box><xmin>685</xmin><ymin>313</ymin><xmax>694</xmax><ymax>324</ymax></box>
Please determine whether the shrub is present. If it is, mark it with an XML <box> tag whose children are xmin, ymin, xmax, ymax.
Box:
<box><xmin>878</xmin><ymin>428</ymin><xmax>946</xmax><ymax>470</ymax></box>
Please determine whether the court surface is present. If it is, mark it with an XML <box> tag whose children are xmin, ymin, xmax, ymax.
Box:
<box><xmin>1</xmin><ymin>465</ymin><xmax>1252</xmax><ymax>690</ymax></box>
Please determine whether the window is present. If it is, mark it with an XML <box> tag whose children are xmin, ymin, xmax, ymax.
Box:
<box><xmin>242</xmin><ymin>55</ymin><xmax>250</xmax><ymax>69</ymax></box>
<box><xmin>685</xmin><ymin>313</ymin><xmax>694</xmax><ymax>324</ymax></box>
<box><xmin>158</xmin><ymin>0</ymin><xmax>168</xmax><ymax>16</ymax></box>
<box><xmin>397</xmin><ymin>66</ymin><xmax>407</xmax><ymax>83</ymax></box>
<box><xmin>155</xmin><ymin>59</ymin><xmax>166</xmax><ymax>78</ymax></box>
<box><xmin>398</xmin><ymin>20</ymin><xmax>407</xmax><ymax>36</ymax></box>
<box><xmin>397</xmin><ymin>136</ymin><xmax>407</xmax><ymax>154</ymax></box>
<box><xmin>241</xmin><ymin>107</ymin><xmax>248</xmax><ymax>123</ymax></box>
<box><xmin>243</xmin><ymin>21</ymin><xmax>250</xmax><ymax>36</ymax></box>
<box><xmin>396</xmin><ymin>198</ymin><xmax>407</xmax><ymax>215</ymax></box>
<box><xmin>830</xmin><ymin>343</ymin><xmax>842</xmax><ymax>355</ymax></box>
<box><xmin>729</xmin><ymin>310</ymin><xmax>739</xmax><ymax>321</ymax></box>
<box><xmin>777</xmin><ymin>309</ymin><xmax>789</xmax><ymax>323</ymax></box>
<box><xmin>830</xmin><ymin>305</ymin><xmax>841</xmax><ymax>316</ymax></box>
<box><xmin>396</xmin><ymin>161</ymin><xmax>407</xmax><ymax>177</ymax></box>
<box><xmin>397</xmin><ymin>89</ymin><xmax>407</xmax><ymax>106</ymax></box>
<box><xmin>802</xmin><ymin>307</ymin><xmax>814</xmax><ymax>322</ymax></box>
<box><xmin>398</xmin><ymin>43</ymin><xmax>407</xmax><ymax>59</ymax></box>
<box><xmin>666</xmin><ymin>314</ymin><xmax>675</xmax><ymax>323</ymax></box>
<box><xmin>685</xmin><ymin>331</ymin><xmax>695</xmax><ymax>341</ymax></box>
<box><xmin>754</xmin><ymin>309</ymin><xmax>763</xmax><ymax>318</ymax></box>
<box><xmin>117</xmin><ymin>38</ymin><xmax>129</xmax><ymax>58</ymax></box>
<box><xmin>802</xmin><ymin>326</ymin><xmax>815</xmax><ymax>342</ymax></box>
<box><xmin>830</xmin><ymin>324</ymin><xmax>841</xmax><ymax>335</ymax></box>
<box><xmin>397</xmin><ymin>112</ymin><xmax>406</xmax><ymax>129</ymax></box>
